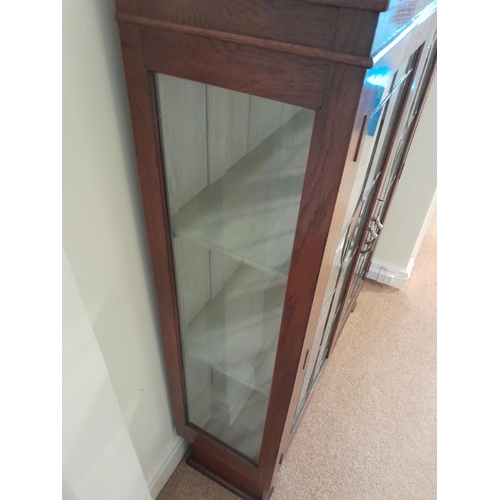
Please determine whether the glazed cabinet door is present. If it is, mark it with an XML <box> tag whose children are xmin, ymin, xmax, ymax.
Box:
<box><xmin>291</xmin><ymin>55</ymin><xmax>411</xmax><ymax>426</ymax></box>
<box><xmin>155</xmin><ymin>73</ymin><xmax>315</xmax><ymax>463</ymax></box>
<box><xmin>373</xmin><ymin>34</ymin><xmax>437</xmax><ymax>236</ymax></box>
<box><xmin>338</xmin><ymin>34</ymin><xmax>437</xmax><ymax>332</ymax></box>
<box><xmin>332</xmin><ymin>32</ymin><xmax>436</xmax><ymax>340</ymax></box>
<box><xmin>291</xmin><ymin>34</ymin><xmax>437</xmax><ymax>427</ymax></box>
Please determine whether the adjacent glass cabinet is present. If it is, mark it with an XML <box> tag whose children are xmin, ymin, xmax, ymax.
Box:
<box><xmin>115</xmin><ymin>0</ymin><xmax>437</xmax><ymax>497</ymax></box>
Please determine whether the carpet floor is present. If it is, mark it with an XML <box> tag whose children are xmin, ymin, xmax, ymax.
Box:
<box><xmin>158</xmin><ymin>215</ymin><xmax>437</xmax><ymax>500</ymax></box>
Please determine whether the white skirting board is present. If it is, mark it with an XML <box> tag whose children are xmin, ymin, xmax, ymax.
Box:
<box><xmin>147</xmin><ymin>436</ymin><xmax>189</xmax><ymax>499</ymax></box>
<box><xmin>366</xmin><ymin>258</ymin><xmax>415</xmax><ymax>291</ymax></box>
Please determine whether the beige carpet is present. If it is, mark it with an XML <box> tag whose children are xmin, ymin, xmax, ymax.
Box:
<box><xmin>159</xmin><ymin>215</ymin><xmax>437</xmax><ymax>500</ymax></box>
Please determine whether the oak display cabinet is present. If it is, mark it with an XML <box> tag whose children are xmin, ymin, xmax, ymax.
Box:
<box><xmin>115</xmin><ymin>0</ymin><xmax>437</xmax><ymax>498</ymax></box>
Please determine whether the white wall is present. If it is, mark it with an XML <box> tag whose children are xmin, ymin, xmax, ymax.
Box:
<box><xmin>63</xmin><ymin>250</ymin><xmax>152</xmax><ymax>500</ymax></box>
<box><xmin>62</xmin><ymin>0</ymin><xmax>186</xmax><ymax>496</ymax></box>
<box><xmin>369</xmin><ymin>73</ymin><xmax>437</xmax><ymax>289</ymax></box>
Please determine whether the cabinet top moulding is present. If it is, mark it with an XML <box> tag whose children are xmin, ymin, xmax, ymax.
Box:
<box><xmin>115</xmin><ymin>12</ymin><xmax>373</xmax><ymax>68</ymax></box>
<box><xmin>115</xmin><ymin>0</ymin><xmax>436</xmax><ymax>71</ymax></box>
<box><xmin>115</xmin><ymin>0</ymin><xmax>391</xmax><ymax>13</ymax></box>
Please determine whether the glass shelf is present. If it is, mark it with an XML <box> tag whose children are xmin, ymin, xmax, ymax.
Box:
<box><xmin>182</xmin><ymin>258</ymin><xmax>286</xmax><ymax>397</ymax></box>
<box><xmin>171</xmin><ymin>109</ymin><xmax>314</xmax><ymax>277</ymax></box>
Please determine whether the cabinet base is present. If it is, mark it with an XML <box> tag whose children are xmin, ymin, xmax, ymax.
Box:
<box><xmin>186</xmin><ymin>453</ymin><xmax>273</xmax><ymax>500</ymax></box>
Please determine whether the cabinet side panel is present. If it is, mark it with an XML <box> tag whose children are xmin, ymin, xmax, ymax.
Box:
<box><xmin>154</xmin><ymin>62</ymin><xmax>316</xmax><ymax>467</ymax></box>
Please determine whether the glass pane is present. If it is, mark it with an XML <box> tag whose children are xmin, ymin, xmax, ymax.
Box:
<box><xmin>360</xmin><ymin>68</ymin><xmax>413</xmax><ymax>199</ymax></box>
<box><xmin>338</xmin><ymin>50</ymin><xmax>421</xmax><ymax>322</ymax></box>
<box><xmin>407</xmin><ymin>33</ymin><xmax>437</xmax><ymax>129</ymax></box>
<box><xmin>345</xmin><ymin>249</ymin><xmax>371</xmax><ymax>312</ymax></box>
<box><xmin>380</xmin><ymin>45</ymin><xmax>435</xmax><ymax>206</ymax></box>
<box><xmin>156</xmin><ymin>74</ymin><xmax>314</xmax><ymax>462</ymax></box>
<box><xmin>341</xmin><ymin>195</ymin><xmax>372</xmax><ymax>268</ymax></box>
<box><xmin>315</xmin><ymin>245</ymin><xmax>356</xmax><ymax>367</ymax></box>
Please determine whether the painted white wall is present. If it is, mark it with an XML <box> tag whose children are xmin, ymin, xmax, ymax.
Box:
<box><xmin>62</xmin><ymin>0</ymin><xmax>186</xmax><ymax>496</ymax></box>
<box><xmin>369</xmin><ymin>73</ymin><xmax>437</xmax><ymax>289</ymax></box>
<box><xmin>63</xmin><ymin>249</ymin><xmax>151</xmax><ymax>500</ymax></box>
